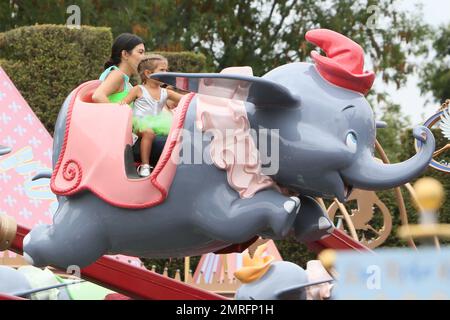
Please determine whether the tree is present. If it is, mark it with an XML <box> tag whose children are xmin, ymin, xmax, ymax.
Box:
<box><xmin>2</xmin><ymin>1</ymin><xmax>430</xmax><ymax>81</ymax></box>
<box><xmin>420</xmin><ymin>23</ymin><xmax>450</xmax><ymax>104</ymax></box>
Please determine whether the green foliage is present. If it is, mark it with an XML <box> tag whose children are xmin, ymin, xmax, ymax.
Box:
<box><xmin>0</xmin><ymin>24</ymin><xmax>112</xmax><ymax>134</ymax></box>
<box><xmin>274</xmin><ymin>237</ymin><xmax>317</xmax><ymax>269</ymax></box>
<box><xmin>376</xmin><ymin>101</ymin><xmax>411</xmax><ymax>163</ymax></box>
<box><xmin>0</xmin><ymin>1</ymin><xmax>62</xmax><ymax>32</ymax></box>
<box><xmin>420</xmin><ymin>23</ymin><xmax>450</xmax><ymax>104</ymax></box>
<box><xmin>126</xmin><ymin>51</ymin><xmax>207</xmax><ymax>86</ymax></box>
<box><xmin>141</xmin><ymin>256</ymin><xmax>201</xmax><ymax>282</ymax></box>
<box><xmin>0</xmin><ymin>26</ymin><xmax>207</xmax><ymax>135</ymax></box>
<box><xmin>1</xmin><ymin>0</ymin><xmax>431</xmax><ymax>83</ymax></box>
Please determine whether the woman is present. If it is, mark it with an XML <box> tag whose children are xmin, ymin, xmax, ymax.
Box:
<box><xmin>92</xmin><ymin>33</ymin><xmax>145</xmax><ymax>103</ymax></box>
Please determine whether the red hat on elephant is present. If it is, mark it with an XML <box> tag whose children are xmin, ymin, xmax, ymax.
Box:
<box><xmin>305</xmin><ymin>29</ymin><xmax>375</xmax><ymax>96</ymax></box>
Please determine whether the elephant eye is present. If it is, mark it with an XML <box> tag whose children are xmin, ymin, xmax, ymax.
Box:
<box><xmin>346</xmin><ymin>132</ymin><xmax>357</xmax><ymax>153</ymax></box>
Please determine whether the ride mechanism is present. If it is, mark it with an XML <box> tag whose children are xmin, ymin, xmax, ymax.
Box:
<box><xmin>0</xmin><ymin>28</ymin><xmax>437</xmax><ymax>300</ymax></box>
<box><xmin>0</xmin><ymin>218</ymin><xmax>366</xmax><ymax>300</ymax></box>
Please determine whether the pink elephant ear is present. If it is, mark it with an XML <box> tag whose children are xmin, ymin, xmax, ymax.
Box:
<box><xmin>305</xmin><ymin>29</ymin><xmax>375</xmax><ymax>95</ymax></box>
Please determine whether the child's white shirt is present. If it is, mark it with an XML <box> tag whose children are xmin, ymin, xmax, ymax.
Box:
<box><xmin>133</xmin><ymin>85</ymin><xmax>168</xmax><ymax>118</ymax></box>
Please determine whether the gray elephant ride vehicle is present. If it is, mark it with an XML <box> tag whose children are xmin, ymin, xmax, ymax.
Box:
<box><xmin>23</xmin><ymin>29</ymin><xmax>435</xmax><ymax>270</ymax></box>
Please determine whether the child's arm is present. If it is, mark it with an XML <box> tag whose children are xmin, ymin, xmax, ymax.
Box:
<box><xmin>166</xmin><ymin>89</ymin><xmax>184</xmax><ymax>109</ymax></box>
<box><xmin>120</xmin><ymin>86</ymin><xmax>141</xmax><ymax>105</ymax></box>
<box><xmin>166</xmin><ymin>100</ymin><xmax>177</xmax><ymax>110</ymax></box>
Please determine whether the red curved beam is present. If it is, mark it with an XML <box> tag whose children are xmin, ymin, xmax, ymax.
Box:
<box><xmin>9</xmin><ymin>225</ymin><xmax>369</xmax><ymax>300</ymax></box>
<box><xmin>0</xmin><ymin>293</ymin><xmax>27</xmax><ymax>300</ymax></box>
<box><xmin>307</xmin><ymin>229</ymin><xmax>372</xmax><ymax>253</ymax></box>
<box><xmin>11</xmin><ymin>224</ymin><xmax>226</xmax><ymax>300</ymax></box>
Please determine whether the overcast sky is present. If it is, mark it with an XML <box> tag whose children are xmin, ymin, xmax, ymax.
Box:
<box><xmin>381</xmin><ymin>0</ymin><xmax>450</xmax><ymax>125</ymax></box>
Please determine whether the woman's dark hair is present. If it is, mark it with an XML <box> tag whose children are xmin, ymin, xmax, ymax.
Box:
<box><xmin>104</xmin><ymin>33</ymin><xmax>144</xmax><ymax>69</ymax></box>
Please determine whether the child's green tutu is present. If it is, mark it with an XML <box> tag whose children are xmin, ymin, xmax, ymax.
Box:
<box><xmin>132</xmin><ymin>109</ymin><xmax>173</xmax><ymax>136</ymax></box>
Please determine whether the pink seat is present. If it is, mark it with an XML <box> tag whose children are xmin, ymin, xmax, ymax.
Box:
<box><xmin>51</xmin><ymin>80</ymin><xmax>195</xmax><ymax>209</ymax></box>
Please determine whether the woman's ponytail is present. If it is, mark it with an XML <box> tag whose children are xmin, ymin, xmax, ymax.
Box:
<box><xmin>104</xmin><ymin>58</ymin><xmax>116</xmax><ymax>70</ymax></box>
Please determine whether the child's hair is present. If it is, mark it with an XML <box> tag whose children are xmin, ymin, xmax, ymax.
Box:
<box><xmin>138</xmin><ymin>54</ymin><xmax>168</xmax><ymax>83</ymax></box>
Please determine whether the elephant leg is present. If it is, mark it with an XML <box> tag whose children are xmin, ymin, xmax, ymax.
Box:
<box><xmin>23</xmin><ymin>202</ymin><xmax>109</xmax><ymax>269</ymax></box>
<box><xmin>293</xmin><ymin>196</ymin><xmax>334</xmax><ymax>242</ymax></box>
<box><xmin>194</xmin><ymin>189</ymin><xmax>300</xmax><ymax>243</ymax></box>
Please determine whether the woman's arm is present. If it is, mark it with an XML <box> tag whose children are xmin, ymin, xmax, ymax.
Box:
<box><xmin>92</xmin><ymin>70</ymin><xmax>123</xmax><ymax>103</ymax></box>
<box><xmin>120</xmin><ymin>86</ymin><xmax>141</xmax><ymax>105</ymax></box>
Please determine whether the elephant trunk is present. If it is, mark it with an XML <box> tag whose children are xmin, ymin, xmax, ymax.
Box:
<box><xmin>341</xmin><ymin>127</ymin><xmax>435</xmax><ymax>190</ymax></box>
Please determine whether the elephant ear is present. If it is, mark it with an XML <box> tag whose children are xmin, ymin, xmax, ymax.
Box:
<box><xmin>150</xmin><ymin>72</ymin><xmax>300</xmax><ymax>108</ymax></box>
<box><xmin>274</xmin><ymin>279</ymin><xmax>333</xmax><ymax>300</ymax></box>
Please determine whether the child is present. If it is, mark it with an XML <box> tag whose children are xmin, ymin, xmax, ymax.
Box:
<box><xmin>121</xmin><ymin>54</ymin><xmax>183</xmax><ymax>177</ymax></box>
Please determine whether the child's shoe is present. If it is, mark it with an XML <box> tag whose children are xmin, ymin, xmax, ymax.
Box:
<box><xmin>137</xmin><ymin>164</ymin><xmax>152</xmax><ymax>177</ymax></box>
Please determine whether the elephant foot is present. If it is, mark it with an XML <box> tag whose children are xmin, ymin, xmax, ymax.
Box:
<box><xmin>259</xmin><ymin>196</ymin><xmax>300</xmax><ymax>240</ymax></box>
<box><xmin>195</xmin><ymin>189</ymin><xmax>301</xmax><ymax>243</ymax></box>
<box><xmin>23</xmin><ymin>222</ymin><xmax>107</xmax><ymax>269</ymax></box>
<box><xmin>294</xmin><ymin>196</ymin><xmax>334</xmax><ymax>242</ymax></box>
<box><xmin>274</xmin><ymin>196</ymin><xmax>301</xmax><ymax>237</ymax></box>
<box><xmin>23</xmin><ymin>225</ymin><xmax>51</xmax><ymax>267</ymax></box>
<box><xmin>0</xmin><ymin>214</ymin><xmax>17</xmax><ymax>251</ymax></box>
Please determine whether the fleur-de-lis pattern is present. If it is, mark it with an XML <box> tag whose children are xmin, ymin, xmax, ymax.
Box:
<box><xmin>0</xmin><ymin>68</ymin><xmax>56</xmax><ymax>226</ymax></box>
